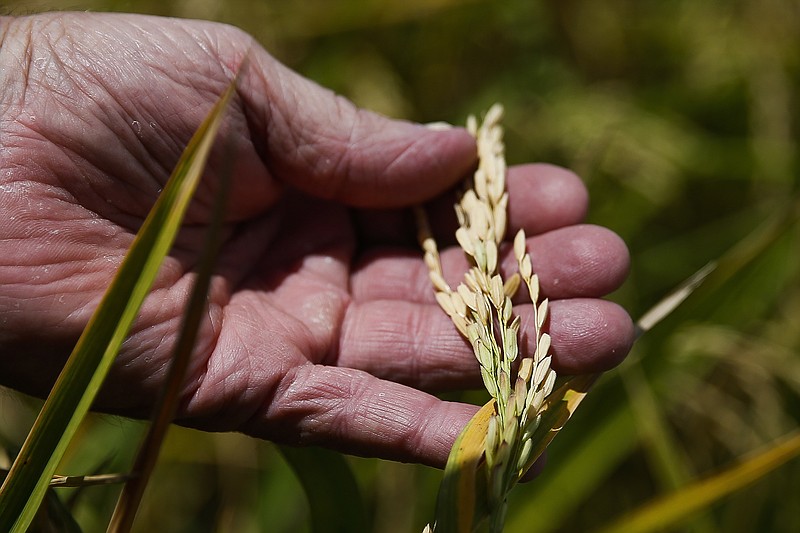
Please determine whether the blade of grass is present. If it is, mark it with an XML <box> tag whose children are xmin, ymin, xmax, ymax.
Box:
<box><xmin>619</xmin><ymin>362</ymin><xmax>716</xmax><ymax>533</ymax></box>
<box><xmin>38</xmin><ymin>489</ymin><xmax>83</xmax><ymax>533</ymax></box>
<box><xmin>107</xmin><ymin>85</ymin><xmax>235</xmax><ymax>533</ymax></box>
<box><xmin>434</xmin><ymin>400</ymin><xmax>494</xmax><ymax>533</ymax></box>
<box><xmin>0</xmin><ymin>80</ymin><xmax>237</xmax><ymax>533</ymax></box>
<box><xmin>278</xmin><ymin>446</ymin><xmax>369</xmax><ymax>533</ymax></box>
<box><xmin>595</xmin><ymin>431</ymin><xmax>800</xmax><ymax>533</ymax></box>
<box><xmin>645</xmin><ymin>197</ymin><xmax>800</xmax><ymax>331</ymax></box>
<box><xmin>635</xmin><ymin>262</ymin><xmax>717</xmax><ymax>337</ymax></box>
<box><xmin>619</xmin><ymin>362</ymin><xmax>693</xmax><ymax>489</ymax></box>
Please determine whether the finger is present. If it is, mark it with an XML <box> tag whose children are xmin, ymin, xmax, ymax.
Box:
<box><xmin>351</xmin><ymin>224</ymin><xmax>630</xmax><ymax>302</ymax></box>
<box><xmin>334</xmin><ymin>298</ymin><xmax>635</xmax><ymax>390</ymax></box>
<box><xmin>506</xmin><ymin>163</ymin><xmax>589</xmax><ymax>236</ymax></box>
<box><xmin>243</xmin><ymin>364</ymin><xmax>479</xmax><ymax>468</ymax></box>
<box><xmin>424</xmin><ymin>163</ymin><xmax>590</xmax><ymax>243</ymax></box>
<box><xmin>352</xmin><ymin>163</ymin><xmax>590</xmax><ymax>246</ymax></box>
<box><xmin>237</xmin><ymin>49</ymin><xmax>477</xmax><ymax>208</ymax></box>
<box><xmin>547</xmin><ymin>299</ymin><xmax>634</xmax><ymax>371</ymax></box>
<box><xmin>187</xmin><ymin>291</ymin><xmax>476</xmax><ymax>468</ymax></box>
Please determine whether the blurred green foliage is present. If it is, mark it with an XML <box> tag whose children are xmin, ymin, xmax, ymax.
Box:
<box><xmin>2</xmin><ymin>0</ymin><xmax>799</xmax><ymax>531</ymax></box>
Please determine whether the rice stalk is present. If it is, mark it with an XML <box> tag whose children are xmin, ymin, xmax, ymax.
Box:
<box><xmin>418</xmin><ymin>105</ymin><xmax>557</xmax><ymax>532</ymax></box>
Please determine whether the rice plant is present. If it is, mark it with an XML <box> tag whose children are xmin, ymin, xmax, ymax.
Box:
<box><xmin>1</xmin><ymin>1</ymin><xmax>799</xmax><ymax>532</ymax></box>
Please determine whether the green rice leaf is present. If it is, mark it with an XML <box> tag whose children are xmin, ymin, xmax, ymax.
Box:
<box><xmin>635</xmin><ymin>262</ymin><xmax>717</xmax><ymax>336</ymax></box>
<box><xmin>107</xmin><ymin>82</ymin><xmax>236</xmax><ymax>533</ymax></box>
<box><xmin>434</xmin><ymin>400</ymin><xmax>494</xmax><ymax>533</ymax></box>
<box><xmin>0</xmin><ymin>79</ymin><xmax>237</xmax><ymax>533</ymax></box>
<box><xmin>639</xmin><ymin>198</ymin><xmax>800</xmax><ymax>333</ymax></box>
<box><xmin>619</xmin><ymin>363</ymin><xmax>717</xmax><ymax>533</ymax></box>
<box><xmin>278</xmin><ymin>446</ymin><xmax>369</xmax><ymax>533</ymax></box>
<box><xmin>595</xmin><ymin>431</ymin><xmax>800</xmax><ymax>533</ymax></box>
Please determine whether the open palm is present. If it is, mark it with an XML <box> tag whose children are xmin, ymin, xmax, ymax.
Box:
<box><xmin>0</xmin><ymin>12</ymin><xmax>634</xmax><ymax>467</ymax></box>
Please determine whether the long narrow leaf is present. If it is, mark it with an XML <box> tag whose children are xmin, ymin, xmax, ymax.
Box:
<box><xmin>596</xmin><ymin>431</ymin><xmax>800</xmax><ymax>533</ymax></box>
<box><xmin>635</xmin><ymin>262</ymin><xmax>717</xmax><ymax>336</ymax></box>
<box><xmin>278</xmin><ymin>446</ymin><xmax>369</xmax><ymax>533</ymax></box>
<box><xmin>434</xmin><ymin>400</ymin><xmax>495</xmax><ymax>533</ymax></box>
<box><xmin>0</xmin><ymin>80</ymin><xmax>236</xmax><ymax>532</ymax></box>
<box><xmin>108</xmin><ymin>82</ymin><xmax>236</xmax><ymax>533</ymax></box>
<box><xmin>619</xmin><ymin>363</ymin><xmax>716</xmax><ymax>533</ymax></box>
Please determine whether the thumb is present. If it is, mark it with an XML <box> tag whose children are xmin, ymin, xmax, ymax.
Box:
<box><xmin>238</xmin><ymin>47</ymin><xmax>477</xmax><ymax>208</ymax></box>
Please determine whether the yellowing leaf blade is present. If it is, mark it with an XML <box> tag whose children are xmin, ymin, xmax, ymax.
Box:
<box><xmin>0</xmin><ymin>80</ymin><xmax>237</xmax><ymax>533</ymax></box>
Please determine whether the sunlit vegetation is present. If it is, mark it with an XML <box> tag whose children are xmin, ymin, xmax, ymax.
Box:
<box><xmin>2</xmin><ymin>1</ymin><xmax>799</xmax><ymax>531</ymax></box>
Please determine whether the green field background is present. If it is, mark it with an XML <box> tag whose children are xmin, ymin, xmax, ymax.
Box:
<box><xmin>2</xmin><ymin>1</ymin><xmax>799</xmax><ymax>532</ymax></box>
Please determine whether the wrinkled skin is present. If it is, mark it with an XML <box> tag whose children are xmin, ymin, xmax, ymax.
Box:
<box><xmin>0</xmin><ymin>13</ymin><xmax>634</xmax><ymax>468</ymax></box>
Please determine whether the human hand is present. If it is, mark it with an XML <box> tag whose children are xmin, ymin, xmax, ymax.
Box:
<box><xmin>0</xmin><ymin>12</ymin><xmax>634</xmax><ymax>468</ymax></box>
